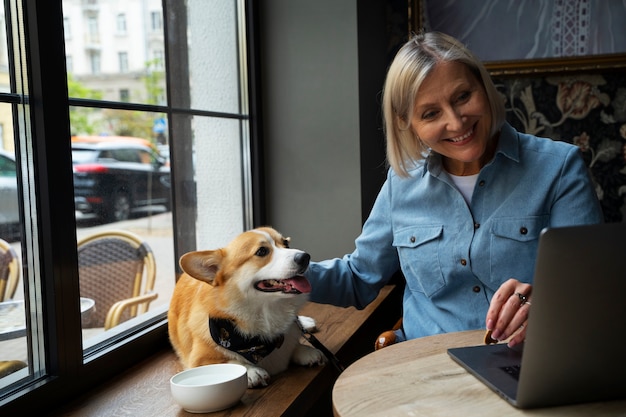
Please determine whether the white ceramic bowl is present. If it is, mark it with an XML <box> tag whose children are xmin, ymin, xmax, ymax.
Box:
<box><xmin>170</xmin><ymin>364</ymin><xmax>248</xmax><ymax>413</ymax></box>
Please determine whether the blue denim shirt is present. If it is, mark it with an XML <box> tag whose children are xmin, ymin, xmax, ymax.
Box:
<box><xmin>307</xmin><ymin>123</ymin><xmax>603</xmax><ymax>340</ymax></box>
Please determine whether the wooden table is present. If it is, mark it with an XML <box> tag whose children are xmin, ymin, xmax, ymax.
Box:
<box><xmin>332</xmin><ymin>330</ymin><xmax>626</xmax><ymax>417</ymax></box>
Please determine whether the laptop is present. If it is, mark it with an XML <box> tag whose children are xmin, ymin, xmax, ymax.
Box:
<box><xmin>448</xmin><ymin>222</ymin><xmax>626</xmax><ymax>409</ymax></box>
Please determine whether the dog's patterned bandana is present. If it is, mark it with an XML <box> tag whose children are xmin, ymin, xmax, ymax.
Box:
<box><xmin>209</xmin><ymin>317</ymin><xmax>285</xmax><ymax>364</ymax></box>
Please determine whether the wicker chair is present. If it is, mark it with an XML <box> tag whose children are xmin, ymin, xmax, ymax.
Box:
<box><xmin>77</xmin><ymin>230</ymin><xmax>158</xmax><ymax>330</ymax></box>
<box><xmin>374</xmin><ymin>318</ymin><xmax>403</xmax><ymax>350</ymax></box>
<box><xmin>0</xmin><ymin>238</ymin><xmax>20</xmax><ymax>302</ymax></box>
<box><xmin>0</xmin><ymin>239</ymin><xmax>27</xmax><ymax>376</ymax></box>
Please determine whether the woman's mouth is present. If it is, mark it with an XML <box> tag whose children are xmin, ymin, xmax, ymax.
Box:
<box><xmin>447</xmin><ymin>127</ymin><xmax>474</xmax><ymax>143</ymax></box>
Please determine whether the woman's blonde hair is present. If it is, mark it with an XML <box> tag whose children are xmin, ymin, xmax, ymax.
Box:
<box><xmin>382</xmin><ymin>31</ymin><xmax>506</xmax><ymax>177</ymax></box>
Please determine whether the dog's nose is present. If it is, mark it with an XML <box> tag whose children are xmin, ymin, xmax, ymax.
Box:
<box><xmin>294</xmin><ymin>252</ymin><xmax>311</xmax><ymax>269</ymax></box>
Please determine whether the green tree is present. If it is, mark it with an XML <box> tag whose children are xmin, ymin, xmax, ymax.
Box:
<box><xmin>101</xmin><ymin>109</ymin><xmax>155</xmax><ymax>140</ymax></box>
<box><xmin>67</xmin><ymin>73</ymin><xmax>103</xmax><ymax>135</ymax></box>
<box><xmin>142</xmin><ymin>59</ymin><xmax>165</xmax><ymax>106</ymax></box>
<box><xmin>100</xmin><ymin>59</ymin><xmax>166</xmax><ymax>142</ymax></box>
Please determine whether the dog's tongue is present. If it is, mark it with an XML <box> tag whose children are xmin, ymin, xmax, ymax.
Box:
<box><xmin>284</xmin><ymin>275</ymin><xmax>311</xmax><ymax>294</ymax></box>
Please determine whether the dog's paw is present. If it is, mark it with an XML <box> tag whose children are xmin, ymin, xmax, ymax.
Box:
<box><xmin>246</xmin><ymin>365</ymin><xmax>271</xmax><ymax>388</ymax></box>
<box><xmin>292</xmin><ymin>344</ymin><xmax>327</xmax><ymax>367</ymax></box>
<box><xmin>297</xmin><ymin>315</ymin><xmax>317</xmax><ymax>333</ymax></box>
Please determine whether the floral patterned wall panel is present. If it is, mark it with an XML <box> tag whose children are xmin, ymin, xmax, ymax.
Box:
<box><xmin>493</xmin><ymin>71</ymin><xmax>626</xmax><ymax>223</ymax></box>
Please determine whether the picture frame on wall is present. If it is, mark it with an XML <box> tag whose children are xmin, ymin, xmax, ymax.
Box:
<box><xmin>410</xmin><ymin>0</ymin><xmax>626</xmax><ymax>75</ymax></box>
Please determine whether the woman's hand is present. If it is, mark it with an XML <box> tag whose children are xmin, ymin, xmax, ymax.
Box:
<box><xmin>485</xmin><ymin>278</ymin><xmax>532</xmax><ymax>348</ymax></box>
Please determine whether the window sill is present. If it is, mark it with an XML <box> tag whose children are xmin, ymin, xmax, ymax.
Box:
<box><xmin>50</xmin><ymin>285</ymin><xmax>402</xmax><ymax>417</ymax></box>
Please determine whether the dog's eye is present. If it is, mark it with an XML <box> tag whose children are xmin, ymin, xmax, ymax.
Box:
<box><xmin>282</xmin><ymin>239</ymin><xmax>290</xmax><ymax>248</ymax></box>
<box><xmin>255</xmin><ymin>247</ymin><xmax>270</xmax><ymax>257</ymax></box>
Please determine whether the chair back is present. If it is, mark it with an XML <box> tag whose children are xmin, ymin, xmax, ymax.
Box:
<box><xmin>77</xmin><ymin>230</ymin><xmax>156</xmax><ymax>328</ymax></box>
<box><xmin>0</xmin><ymin>238</ymin><xmax>20</xmax><ymax>302</ymax></box>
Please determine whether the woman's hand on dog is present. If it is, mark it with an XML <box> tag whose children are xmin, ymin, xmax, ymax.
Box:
<box><xmin>485</xmin><ymin>278</ymin><xmax>532</xmax><ymax>348</ymax></box>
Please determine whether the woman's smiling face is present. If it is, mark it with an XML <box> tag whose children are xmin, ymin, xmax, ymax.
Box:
<box><xmin>410</xmin><ymin>61</ymin><xmax>494</xmax><ymax>176</ymax></box>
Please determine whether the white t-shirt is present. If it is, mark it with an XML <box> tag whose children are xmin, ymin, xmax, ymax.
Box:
<box><xmin>449</xmin><ymin>173</ymin><xmax>478</xmax><ymax>204</ymax></box>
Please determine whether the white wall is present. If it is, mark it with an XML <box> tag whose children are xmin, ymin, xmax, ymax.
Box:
<box><xmin>259</xmin><ymin>0</ymin><xmax>363</xmax><ymax>261</ymax></box>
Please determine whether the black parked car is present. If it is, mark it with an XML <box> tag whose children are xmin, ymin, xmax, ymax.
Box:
<box><xmin>72</xmin><ymin>139</ymin><xmax>171</xmax><ymax>222</ymax></box>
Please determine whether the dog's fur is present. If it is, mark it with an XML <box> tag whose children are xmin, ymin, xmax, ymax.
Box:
<box><xmin>168</xmin><ymin>227</ymin><xmax>326</xmax><ymax>387</ymax></box>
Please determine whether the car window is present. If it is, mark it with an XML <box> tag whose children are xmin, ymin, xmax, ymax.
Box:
<box><xmin>110</xmin><ymin>149</ymin><xmax>141</xmax><ymax>163</ymax></box>
<box><xmin>0</xmin><ymin>155</ymin><xmax>16</xmax><ymax>177</ymax></box>
<box><xmin>137</xmin><ymin>149</ymin><xmax>158</xmax><ymax>164</ymax></box>
<box><xmin>71</xmin><ymin>149</ymin><xmax>98</xmax><ymax>164</ymax></box>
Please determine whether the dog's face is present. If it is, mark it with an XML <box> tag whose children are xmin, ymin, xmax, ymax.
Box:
<box><xmin>179</xmin><ymin>227</ymin><xmax>311</xmax><ymax>301</ymax></box>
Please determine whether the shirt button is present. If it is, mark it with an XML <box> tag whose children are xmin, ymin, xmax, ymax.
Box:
<box><xmin>410</xmin><ymin>236</ymin><xmax>416</xmax><ymax>243</ymax></box>
<box><xmin>460</xmin><ymin>259</ymin><xmax>467</xmax><ymax>266</ymax></box>
<box><xmin>520</xmin><ymin>227</ymin><xmax>528</xmax><ymax>235</ymax></box>
<box><xmin>478</xmin><ymin>180</ymin><xmax>486</xmax><ymax>186</ymax></box>
<box><xmin>472</xmin><ymin>286</ymin><xmax>481</xmax><ymax>293</ymax></box>
<box><xmin>474</xmin><ymin>223</ymin><xmax>480</xmax><ymax>229</ymax></box>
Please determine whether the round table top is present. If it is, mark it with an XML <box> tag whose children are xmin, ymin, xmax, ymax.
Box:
<box><xmin>0</xmin><ymin>298</ymin><xmax>95</xmax><ymax>340</ymax></box>
<box><xmin>332</xmin><ymin>330</ymin><xmax>626</xmax><ymax>417</ymax></box>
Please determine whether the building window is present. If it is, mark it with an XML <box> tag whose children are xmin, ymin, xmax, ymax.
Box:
<box><xmin>150</xmin><ymin>10</ymin><xmax>162</xmax><ymax>32</ymax></box>
<box><xmin>87</xmin><ymin>16</ymin><xmax>99</xmax><ymax>44</ymax></box>
<box><xmin>116</xmin><ymin>13</ymin><xmax>126</xmax><ymax>35</ymax></box>
<box><xmin>63</xmin><ymin>16</ymin><xmax>71</xmax><ymax>39</ymax></box>
<box><xmin>152</xmin><ymin>49</ymin><xmax>164</xmax><ymax>70</ymax></box>
<box><xmin>118</xmin><ymin>51</ymin><xmax>128</xmax><ymax>73</ymax></box>
<box><xmin>119</xmin><ymin>88</ymin><xmax>129</xmax><ymax>102</ymax></box>
<box><xmin>0</xmin><ymin>0</ymin><xmax>257</xmax><ymax>413</ymax></box>
<box><xmin>89</xmin><ymin>51</ymin><xmax>101</xmax><ymax>74</ymax></box>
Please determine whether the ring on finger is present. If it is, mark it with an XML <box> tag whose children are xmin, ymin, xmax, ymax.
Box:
<box><xmin>515</xmin><ymin>292</ymin><xmax>528</xmax><ymax>306</ymax></box>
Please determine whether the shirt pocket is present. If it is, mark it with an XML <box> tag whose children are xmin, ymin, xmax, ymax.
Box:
<box><xmin>489</xmin><ymin>216</ymin><xmax>549</xmax><ymax>285</ymax></box>
<box><xmin>393</xmin><ymin>225</ymin><xmax>445</xmax><ymax>298</ymax></box>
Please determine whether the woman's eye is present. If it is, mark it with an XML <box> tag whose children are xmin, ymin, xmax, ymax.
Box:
<box><xmin>422</xmin><ymin>110</ymin><xmax>438</xmax><ymax>120</ymax></box>
<box><xmin>256</xmin><ymin>247</ymin><xmax>270</xmax><ymax>257</ymax></box>
<box><xmin>457</xmin><ymin>91</ymin><xmax>471</xmax><ymax>102</ymax></box>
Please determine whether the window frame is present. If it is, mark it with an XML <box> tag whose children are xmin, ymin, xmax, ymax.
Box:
<box><xmin>0</xmin><ymin>0</ymin><xmax>264</xmax><ymax>413</ymax></box>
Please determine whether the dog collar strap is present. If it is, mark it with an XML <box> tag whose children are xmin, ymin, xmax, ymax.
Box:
<box><xmin>209</xmin><ymin>317</ymin><xmax>284</xmax><ymax>364</ymax></box>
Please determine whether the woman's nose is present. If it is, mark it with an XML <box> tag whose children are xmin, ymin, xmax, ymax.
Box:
<box><xmin>443</xmin><ymin>107</ymin><xmax>464</xmax><ymax>131</ymax></box>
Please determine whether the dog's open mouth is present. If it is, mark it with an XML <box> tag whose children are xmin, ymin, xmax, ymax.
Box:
<box><xmin>254</xmin><ymin>275</ymin><xmax>312</xmax><ymax>294</ymax></box>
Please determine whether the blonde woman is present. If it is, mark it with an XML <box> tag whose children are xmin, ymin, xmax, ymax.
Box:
<box><xmin>306</xmin><ymin>32</ymin><xmax>602</xmax><ymax>348</ymax></box>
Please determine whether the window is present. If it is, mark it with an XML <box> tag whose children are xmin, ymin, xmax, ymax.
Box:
<box><xmin>0</xmin><ymin>0</ymin><xmax>259</xmax><ymax>413</ymax></box>
<box><xmin>118</xmin><ymin>51</ymin><xmax>128</xmax><ymax>72</ymax></box>
<box><xmin>89</xmin><ymin>51</ymin><xmax>100</xmax><ymax>74</ymax></box>
<box><xmin>116</xmin><ymin>13</ymin><xmax>127</xmax><ymax>35</ymax></box>
<box><xmin>87</xmin><ymin>16</ymin><xmax>99</xmax><ymax>43</ymax></box>
<box><xmin>119</xmin><ymin>88</ymin><xmax>129</xmax><ymax>102</ymax></box>
<box><xmin>152</xmin><ymin>49</ymin><xmax>164</xmax><ymax>70</ymax></box>
<box><xmin>63</xmin><ymin>16</ymin><xmax>71</xmax><ymax>39</ymax></box>
<box><xmin>150</xmin><ymin>10</ymin><xmax>162</xmax><ymax>32</ymax></box>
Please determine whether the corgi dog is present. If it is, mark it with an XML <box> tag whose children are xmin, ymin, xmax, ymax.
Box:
<box><xmin>168</xmin><ymin>227</ymin><xmax>326</xmax><ymax>388</ymax></box>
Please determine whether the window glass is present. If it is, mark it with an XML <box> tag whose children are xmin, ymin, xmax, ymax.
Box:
<box><xmin>0</xmin><ymin>0</ymin><xmax>252</xmax><ymax>407</ymax></box>
<box><xmin>171</xmin><ymin>0</ymin><xmax>243</xmax><ymax>114</ymax></box>
<box><xmin>0</xmin><ymin>0</ymin><xmax>252</xmax><ymax>408</ymax></box>
<box><xmin>68</xmin><ymin>107</ymin><xmax>175</xmax><ymax>349</ymax></box>
<box><xmin>62</xmin><ymin>0</ymin><xmax>250</xmax><ymax>359</ymax></box>
<box><xmin>0</xmin><ymin>0</ymin><xmax>40</xmax><ymax>392</ymax></box>
<box><xmin>0</xmin><ymin>106</ymin><xmax>28</xmax><ymax>391</ymax></box>
<box><xmin>65</xmin><ymin>0</ymin><xmax>166</xmax><ymax>106</ymax></box>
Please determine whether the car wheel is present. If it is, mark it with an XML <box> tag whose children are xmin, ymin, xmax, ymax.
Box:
<box><xmin>105</xmin><ymin>192</ymin><xmax>131</xmax><ymax>222</ymax></box>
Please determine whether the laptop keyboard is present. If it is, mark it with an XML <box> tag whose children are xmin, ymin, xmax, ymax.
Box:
<box><xmin>500</xmin><ymin>365</ymin><xmax>521</xmax><ymax>380</ymax></box>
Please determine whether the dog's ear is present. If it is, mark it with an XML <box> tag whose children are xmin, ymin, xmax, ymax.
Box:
<box><xmin>179</xmin><ymin>250</ymin><xmax>224</xmax><ymax>285</ymax></box>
